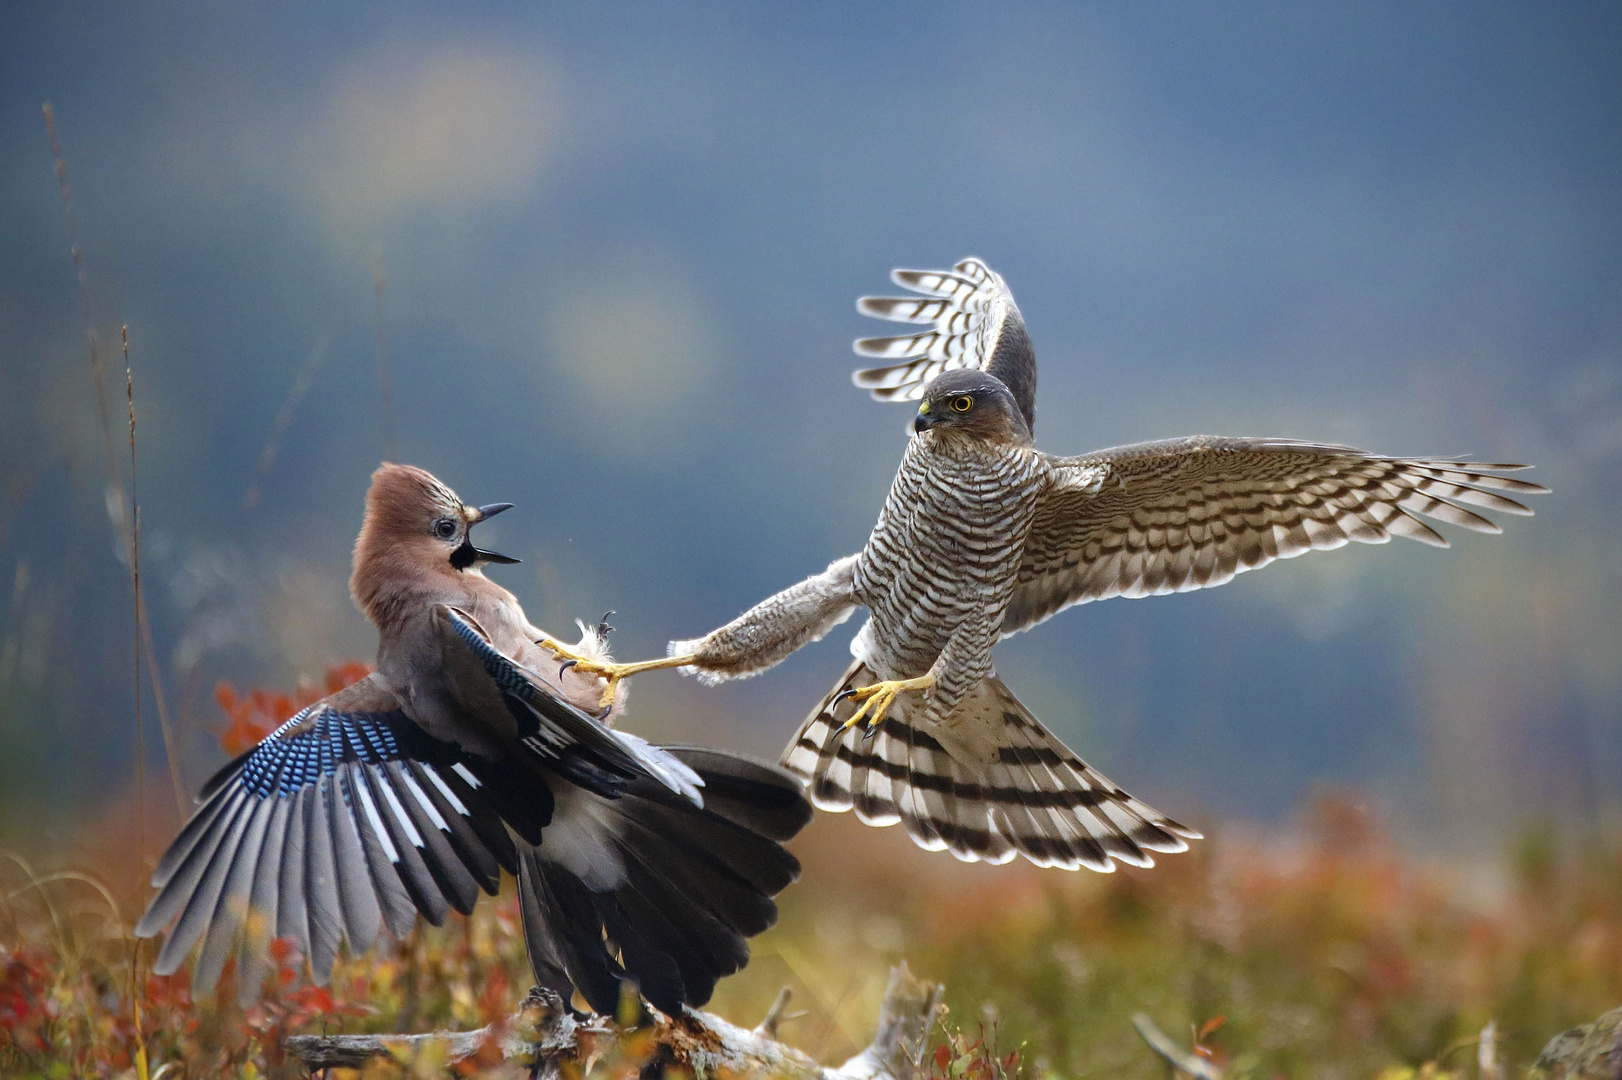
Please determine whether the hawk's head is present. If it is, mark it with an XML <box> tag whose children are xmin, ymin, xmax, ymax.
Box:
<box><xmin>912</xmin><ymin>371</ymin><xmax>1032</xmax><ymax>445</ymax></box>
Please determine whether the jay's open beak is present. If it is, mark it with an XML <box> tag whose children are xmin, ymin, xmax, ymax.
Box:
<box><xmin>453</xmin><ymin>502</ymin><xmax>521</xmax><ymax>567</ymax></box>
<box><xmin>470</xmin><ymin>545</ymin><xmax>521</xmax><ymax>565</ymax></box>
<box><xmin>472</xmin><ymin>502</ymin><xmax>515</xmax><ymax>522</ymax></box>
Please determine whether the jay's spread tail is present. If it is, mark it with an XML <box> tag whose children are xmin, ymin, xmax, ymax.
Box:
<box><xmin>518</xmin><ymin>748</ymin><xmax>810</xmax><ymax>1016</ymax></box>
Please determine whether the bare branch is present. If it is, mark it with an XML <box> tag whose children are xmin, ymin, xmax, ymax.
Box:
<box><xmin>1131</xmin><ymin>1013</ymin><xmax>1223</xmax><ymax>1080</ymax></box>
<box><xmin>1478</xmin><ymin>1019</ymin><xmax>1503</xmax><ymax>1080</ymax></box>
<box><xmin>755</xmin><ymin>986</ymin><xmax>796</xmax><ymax>1040</ymax></box>
<box><xmin>286</xmin><ymin>963</ymin><xmax>945</xmax><ymax>1080</ymax></box>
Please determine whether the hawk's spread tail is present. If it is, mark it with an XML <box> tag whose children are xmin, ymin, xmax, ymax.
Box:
<box><xmin>782</xmin><ymin>660</ymin><xmax>1200</xmax><ymax>871</ymax></box>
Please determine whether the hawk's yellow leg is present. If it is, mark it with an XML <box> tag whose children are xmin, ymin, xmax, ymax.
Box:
<box><xmin>834</xmin><ymin>674</ymin><xmax>935</xmax><ymax>734</ymax></box>
<box><xmin>536</xmin><ymin>637</ymin><xmax>698</xmax><ymax>712</ymax></box>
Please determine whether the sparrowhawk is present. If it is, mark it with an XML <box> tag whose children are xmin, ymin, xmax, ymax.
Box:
<box><xmin>547</xmin><ymin>260</ymin><xmax>1547</xmax><ymax>872</ymax></box>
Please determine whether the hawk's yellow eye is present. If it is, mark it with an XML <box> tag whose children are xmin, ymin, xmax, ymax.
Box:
<box><xmin>950</xmin><ymin>395</ymin><xmax>973</xmax><ymax>413</ymax></box>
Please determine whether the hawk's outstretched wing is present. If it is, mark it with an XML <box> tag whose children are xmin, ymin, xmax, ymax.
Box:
<box><xmin>1004</xmin><ymin>437</ymin><xmax>1549</xmax><ymax>635</ymax></box>
<box><xmin>852</xmin><ymin>257</ymin><xmax>1037</xmax><ymax>429</ymax></box>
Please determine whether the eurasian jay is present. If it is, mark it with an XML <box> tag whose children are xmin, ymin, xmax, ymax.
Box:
<box><xmin>135</xmin><ymin>463</ymin><xmax>810</xmax><ymax>1016</ymax></box>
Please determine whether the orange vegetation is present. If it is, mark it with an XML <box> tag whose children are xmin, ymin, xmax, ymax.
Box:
<box><xmin>3</xmin><ymin>672</ymin><xmax>1619</xmax><ymax>1078</ymax></box>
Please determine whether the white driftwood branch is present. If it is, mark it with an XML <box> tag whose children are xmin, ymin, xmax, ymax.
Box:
<box><xmin>1131</xmin><ymin>1012</ymin><xmax>1223</xmax><ymax>1080</ymax></box>
<box><xmin>1477</xmin><ymin>1019</ymin><xmax>1503</xmax><ymax>1080</ymax></box>
<box><xmin>831</xmin><ymin>963</ymin><xmax>945</xmax><ymax>1080</ymax></box>
<box><xmin>285</xmin><ymin>961</ymin><xmax>944</xmax><ymax>1080</ymax></box>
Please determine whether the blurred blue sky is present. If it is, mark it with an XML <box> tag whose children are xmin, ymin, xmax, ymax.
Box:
<box><xmin>1</xmin><ymin>3</ymin><xmax>1618</xmax><ymax>857</ymax></box>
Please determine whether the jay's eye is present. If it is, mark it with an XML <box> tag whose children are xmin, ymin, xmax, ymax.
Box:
<box><xmin>432</xmin><ymin>518</ymin><xmax>459</xmax><ymax>540</ymax></box>
<box><xmin>950</xmin><ymin>395</ymin><xmax>974</xmax><ymax>413</ymax></box>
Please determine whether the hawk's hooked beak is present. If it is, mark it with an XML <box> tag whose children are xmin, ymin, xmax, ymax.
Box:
<box><xmin>913</xmin><ymin>403</ymin><xmax>941</xmax><ymax>434</ymax></box>
<box><xmin>452</xmin><ymin>502</ymin><xmax>521</xmax><ymax>569</ymax></box>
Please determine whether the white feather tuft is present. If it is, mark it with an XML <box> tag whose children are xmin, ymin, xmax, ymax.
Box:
<box><xmin>538</xmin><ymin>787</ymin><xmax>627</xmax><ymax>891</ymax></box>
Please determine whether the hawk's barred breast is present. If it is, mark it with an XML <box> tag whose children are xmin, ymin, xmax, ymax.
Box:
<box><xmin>853</xmin><ymin>433</ymin><xmax>1048</xmax><ymax>679</ymax></box>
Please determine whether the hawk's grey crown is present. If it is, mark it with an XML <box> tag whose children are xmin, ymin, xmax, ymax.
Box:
<box><xmin>913</xmin><ymin>370</ymin><xmax>1031</xmax><ymax>444</ymax></box>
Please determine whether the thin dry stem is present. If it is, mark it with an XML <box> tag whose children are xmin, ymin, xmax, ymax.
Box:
<box><xmin>1132</xmin><ymin>1013</ymin><xmax>1223</xmax><ymax>1080</ymax></box>
<box><xmin>42</xmin><ymin>103</ymin><xmax>186</xmax><ymax>817</ymax></box>
<box><xmin>0</xmin><ymin>852</ymin><xmax>69</xmax><ymax>949</ymax></box>
<box><xmin>123</xmin><ymin>326</ymin><xmax>154</xmax><ymax>1080</ymax></box>
<box><xmin>3</xmin><ymin>869</ymin><xmax>125</xmax><ymax>931</ymax></box>
<box><xmin>125</xmin><ymin>327</ymin><xmax>144</xmax><ymax>864</ymax></box>
<box><xmin>243</xmin><ymin>338</ymin><xmax>329</xmax><ymax>509</ymax></box>
<box><xmin>756</xmin><ymin>986</ymin><xmax>797</xmax><ymax>1039</ymax></box>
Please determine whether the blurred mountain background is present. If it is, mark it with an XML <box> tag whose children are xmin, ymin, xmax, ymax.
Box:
<box><xmin>1</xmin><ymin>2</ymin><xmax>1618</xmax><ymax>877</ymax></box>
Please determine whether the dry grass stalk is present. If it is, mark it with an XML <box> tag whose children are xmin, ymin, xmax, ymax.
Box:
<box><xmin>243</xmin><ymin>338</ymin><xmax>330</xmax><ymax>509</ymax></box>
<box><xmin>41</xmin><ymin>102</ymin><xmax>186</xmax><ymax>817</ymax></box>
<box><xmin>122</xmin><ymin>326</ymin><xmax>153</xmax><ymax>1080</ymax></box>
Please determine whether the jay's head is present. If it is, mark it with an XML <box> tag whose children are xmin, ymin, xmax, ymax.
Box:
<box><xmin>352</xmin><ymin>464</ymin><xmax>519</xmax><ymax>616</ymax></box>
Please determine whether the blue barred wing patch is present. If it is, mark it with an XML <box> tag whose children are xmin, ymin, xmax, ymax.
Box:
<box><xmin>236</xmin><ymin>705</ymin><xmax>406</xmax><ymax>797</ymax></box>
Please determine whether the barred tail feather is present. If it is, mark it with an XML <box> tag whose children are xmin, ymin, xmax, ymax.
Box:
<box><xmin>781</xmin><ymin>663</ymin><xmax>1200</xmax><ymax>871</ymax></box>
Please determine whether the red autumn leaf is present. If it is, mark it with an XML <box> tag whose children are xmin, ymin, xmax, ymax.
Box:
<box><xmin>215</xmin><ymin>662</ymin><xmax>374</xmax><ymax>754</ymax></box>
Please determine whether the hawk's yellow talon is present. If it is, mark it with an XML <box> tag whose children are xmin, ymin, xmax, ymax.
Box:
<box><xmin>835</xmin><ymin>674</ymin><xmax>934</xmax><ymax>733</ymax></box>
<box><xmin>536</xmin><ymin>637</ymin><xmax>699</xmax><ymax>714</ymax></box>
<box><xmin>537</xmin><ymin>637</ymin><xmax>622</xmax><ymax>710</ymax></box>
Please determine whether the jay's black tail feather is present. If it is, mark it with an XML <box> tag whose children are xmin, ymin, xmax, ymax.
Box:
<box><xmin>516</xmin><ymin>747</ymin><xmax>811</xmax><ymax>1016</ymax></box>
